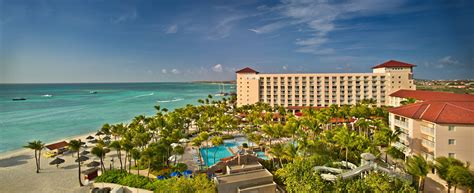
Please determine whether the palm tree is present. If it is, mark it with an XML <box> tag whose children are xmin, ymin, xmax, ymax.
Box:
<box><xmin>400</xmin><ymin>97</ymin><xmax>417</xmax><ymax>105</ymax></box>
<box><xmin>191</xmin><ymin>137</ymin><xmax>203</xmax><ymax>170</ymax></box>
<box><xmin>23</xmin><ymin>140</ymin><xmax>45</xmax><ymax>173</ymax></box>
<box><xmin>68</xmin><ymin>140</ymin><xmax>84</xmax><ymax>186</ymax></box>
<box><xmin>211</xmin><ymin>136</ymin><xmax>224</xmax><ymax>164</ymax></box>
<box><xmin>334</xmin><ymin>127</ymin><xmax>355</xmax><ymax>167</ymax></box>
<box><xmin>91</xmin><ymin>145</ymin><xmax>107</xmax><ymax>172</ymax></box>
<box><xmin>406</xmin><ymin>155</ymin><xmax>430</xmax><ymax>191</ymax></box>
<box><xmin>283</xmin><ymin>143</ymin><xmax>298</xmax><ymax>163</ymax></box>
<box><xmin>447</xmin><ymin>165</ymin><xmax>473</xmax><ymax>193</ymax></box>
<box><xmin>268</xmin><ymin>143</ymin><xmax>284</xmax><ymax>168</ymax></box>
<box><xmin>121</xmin><ymin>139</ymin><xmax>134</xmax><ymax>173</ymax></box>
<box><xmin>131</xmin><ymin>148</ymin><xmax>141</xmax><ymax>175</ymax></box>
<box><xmin>434</xmin><ymin>156</ymin><xmax>466</xmax><ymax>193</ymax></box>
<box><xmin>385</xmin><ymin>127</ymin><xmax>402</xmax><ymax>163</ymax></box>
<box><xmin>108</xmin><ymin>141</ymin><xmax>123</xmax><ymax>170</ymax></box>
<box><xmin>172</xmin><ymin>145</ymin><xmax>185</xmax><ymax>165</ymax></box>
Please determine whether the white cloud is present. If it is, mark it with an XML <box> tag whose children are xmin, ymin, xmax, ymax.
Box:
<box><xmin>171</xmin><ymin>69</ymin><xmax>180</xmax><ymax>74</ymax></box>
<box><xmin>282</xmin><ymin>65</ymin><xmax>288</xmax><ymax>70</ymax></box>
<box><xmin>161</xmin><ymin>69</ymin><xmax>167</xmax><ymax>74</ymax></box>
<box><xmin>249</xmin><ymin>0</ymin><xmax>408</xmax><ymax>54</ymax></box>
<box><xmin>112</xmin><ymin>10</ymin><xmax>138</xmax><ymax>24</ymax></box>
<box><xmin>165</xmin><ymin>24</ymin><xmax>178</xmax><ymax>34</ymax></box>
<box><xmin>212</xmin><ymin>64</ymin><xmax>223</xmax><ymax>72</ymax></box>
<box><xmin>439</xmin><ymin>56</ymin><xmax>459</xmax><ymax>65</ymax></box>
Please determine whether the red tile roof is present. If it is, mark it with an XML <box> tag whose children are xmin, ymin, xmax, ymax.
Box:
<box><xmin>389</xmin><ymin>101</ymin><xmax>474</xmax><ymax>125</ymax></box>
<box><xmin>372</xmin><ymin>60</ymin><xmax>416</xmax><ymax>69</ymax></box>
<box><xmin>390</xmin><ymin>89</ymin><xmax>474</xmax><ymax>102</ymax></box>
<box><xmin>236</xmin><ymin>67</ymin><xmax>259</xmax><ymax>74</ymax></box>
<box><xmin>45</xmin><ymin>141</ymin><xmax>69</xmax><ymax>150</ymax></box>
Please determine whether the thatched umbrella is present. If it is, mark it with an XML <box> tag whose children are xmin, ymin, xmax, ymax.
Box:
<box><xmin>95</xmin><ymin>131</ymin><xmax>104</xmax><ymax>136</ymax></box>
<box><xmin>89</xmin><ymin>139</ymin><xmax>98</xmax><ymax>144</ymax></box>
<box><xmin>49</xmin><ymin>157</ymin><xmax>65</xmax><ymax>168</ymax></box>
<box><xmin>86</xmin><ymin>135</ymin><xmax>94</xmax><ymax>140</ymax></box>
<box><xmin>75</xmin><ymin>155</ymin><xmax>89</xmax><ymax>163</ymax></box>
<box><xmin>80</xmin><ymin>150</ymin><xmax>90</xmax><ymax>155</ymax></box>
<box><xmin>103</xmin><ymin>136</ymin><xmax>111</xmax><ymax>141</ymax></box>
<box><xmin>87</xmin><ymin>161</ymin><xmax>100</xmax><ymax>167</ymax></box>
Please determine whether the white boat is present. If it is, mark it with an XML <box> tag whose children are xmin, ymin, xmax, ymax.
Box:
<box><xmin>42</xmin><ymin>94</ymin><xmax>53</xmax><ymax>97</ymax></box>
<box><xmin>89</xmin><ymin>91</ymin><xmax>98</xmax><ymax>94</ymax></box>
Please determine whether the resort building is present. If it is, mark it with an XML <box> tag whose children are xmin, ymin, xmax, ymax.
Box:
<box><xmin>389</xmin><ymin>100</ymin><xmax>474</xmax><ymax>170</ymax></box>
<box><xmin>236</xmin><ymin>60</ymin><xmax>416</xmax><ymax>108</ymax></box>
<box><xmin>212</xmin><ymin>155</ymin><xmax>277</xmax><ymax>193</ymax></box>
<box><xmin>388</xmin><ymin>89</ymin><xmax>474</xmax><ymax>107</ymax></box>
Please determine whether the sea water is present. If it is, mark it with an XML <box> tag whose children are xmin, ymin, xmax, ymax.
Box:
<box><xmin>0</xmin><ymin>83</ymin><xmax>234</xmax><ymax>153</ymax></box>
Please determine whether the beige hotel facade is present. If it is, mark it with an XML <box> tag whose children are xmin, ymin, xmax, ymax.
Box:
<box><xmin>236</xmin><ymin>60</ymin><xmax>416</xmax><ymax>108</ymax></box>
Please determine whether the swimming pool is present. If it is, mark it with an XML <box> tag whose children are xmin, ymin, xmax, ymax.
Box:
<box><xmin>200</xmin><ymin>142</ymin><xmax>234</xmax><ymax>166</ymax></box>
<box><xmin>199</xmin><ymin>137</ymin><xmax>265</xmax><ymax>166</ymax></box>
<box><xmin>256</xmin><ymin>151</ymin><xmax>269</xmax><ymax>160</ymax></box>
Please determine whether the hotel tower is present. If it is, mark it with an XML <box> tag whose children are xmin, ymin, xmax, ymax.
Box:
<box><xmin>236</xmin><ymin>60</ymin><xmax>416</xmax><ymax>108</ymax></box>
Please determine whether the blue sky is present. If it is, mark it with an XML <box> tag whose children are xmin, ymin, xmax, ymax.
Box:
<box><xmin>1</xmin><ymin>0</ymin><xmax>473</xmax><ymax>83</ymax></box>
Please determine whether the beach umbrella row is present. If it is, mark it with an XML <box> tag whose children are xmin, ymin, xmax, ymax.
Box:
<box><xmin>87</xmin><ymin>161</ymin><xmax>100</xmax><ymax>167</ymax></box>
<box><xmin>75</xmin><ymin>155</ymin><xmax>89</xmax><ymax>163</ymax></box>
<box><xmin>49</xmin><ymin>157</ymin><xmax>65</xmax><ymax>168</ymax></box>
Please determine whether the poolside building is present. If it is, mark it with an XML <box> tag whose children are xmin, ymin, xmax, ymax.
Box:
<box><xmin>236</xmin><ymin>60</ymin><xmax>416</xmax><ymax>108</ymax></box>
<box><xmin>389</xmin><ymin>100</ymin><xmax>474</xmax><ymax>170</ymax></box>
<box><xmin>388</xmin><ymin>89</ymin><xmax>474</xmax><ymax>107</ymax></box>
<box><xmin>215</xmin><ymin>163</ymin><xmax>276</xmax><ymax>193</ymax></box>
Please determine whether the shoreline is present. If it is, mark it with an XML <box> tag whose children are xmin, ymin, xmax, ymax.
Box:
<box><xmin>0</xmin><ymin>131</ymin><xmax>97</xmax><ymax>159</ymax></box>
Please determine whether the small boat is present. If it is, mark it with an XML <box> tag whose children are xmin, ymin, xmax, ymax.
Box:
<box><xmin>89</xmin><ymin>91</ymin><xmax>98</xmax><ymax>94</ymax></box>
<box><xmin>42</xmin><ymin>94</ymin><xmax>53</xmax><ymax>97</ymax></box>
<box><xmin>12</xmin><ymin>98</ymin><xmax>26</xmax><ymax>101</ymax></box>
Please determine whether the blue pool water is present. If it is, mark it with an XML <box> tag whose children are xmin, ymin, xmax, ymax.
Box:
<box><xmin>200</xmin><ymin>137</ymin><xmax>268</xmax><ymax>166</ymax></box>
<box><xmin>256</xmin><ymin>151</ymin><xmax>268</xmax><ymax>160</ymax></box>
<box><xmin>200</xmin><ymin>142</ymin><xmax>234</xmax><ymax>166</ymax></box>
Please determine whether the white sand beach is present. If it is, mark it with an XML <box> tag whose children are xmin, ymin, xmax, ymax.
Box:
<box><xmin>0</xmin><ymin>132</ymin><xmax>109</xmax><ymax>193</ymax></box>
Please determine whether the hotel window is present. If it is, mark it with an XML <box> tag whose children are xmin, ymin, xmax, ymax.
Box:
<box><xmin>448</xmin><ymin>139</ymin><xmax>456</xmax><ymax>145</ymax></box>
<box><xmin>448</xmin><ymin>125</ymin><xmax>456</xmax><ymax>131</ymax></box>
<box><xmin>448</xmin><ymin>153</ymin><xmax>456</xmax><ymax>158</ymax></box>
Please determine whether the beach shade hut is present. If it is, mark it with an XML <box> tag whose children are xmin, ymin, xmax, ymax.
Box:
<box><xmin>168</xmin><ymin>155</ymin><xmax>182</xmax><ymax>163</ymax></box>
<box><xmin>179</xmin><ymin>138</ymin><xmax>190</xmax><ymax>143</ymax></box>
<box><xmin>89</xmin><ymin>139</ymin><xmax>98</xmax><ymax>144</ymax></box>
<box><xmin>45</xmin><ymin>141</ymin><xmax>69</xmax><ymax>155</ymax></box>
<box><xmin>157</xmin><ymin>175</ymin><xmax>166</xmax><ymax>180</ymax></box>
<box><xmin>86</xmin><ymin>135</ymin><xmax>94</xmax><ymax>140</ymax></box>
<box><xmin>87</xmin><ymin>161</ymin><xmax>100</xmax><ymax>167</ymax></box>
<box><xmin>103</xmin><ymin>136</ymin><xmax>111</xmax><ymax>141</ymax></box>
<box><xmin>183</xmin><ymin>170</ymin><xmax>192</xmax><ymax>177</ymax></box>
<box><xmin>80</xmin><ymin>150</ymin><xmax>90</xmax><ymax>155</ymax></box>
<box><xmin>170</xmin><ymin>171</ymin><xmax>181</xmax><ymax>177</ymax></box>
<box><xmin>49</xmin><ymin>157</ymin><xmax>65</xmax><ymax>168</ymax></box>
<box><xmin>95</xmin><ymin>131</ymin><xmax>104</xmax><ymax>136</ymax></box>
<box><xmin>75</xmin><ymin>155</ymin><xmax>89</xmax><ymax>163</ymax></box>
<box><xmin>171</xmin><ymin>143</ymin><xmax>180</xmax><ymax>148</ymax></box>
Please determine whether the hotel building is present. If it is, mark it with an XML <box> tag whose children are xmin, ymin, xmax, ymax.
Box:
<box><xmin>236</xmin><ymin>60</ymin><xmax>416</xmax><ymax>108</ymax></box>
<box><xmin>388</xmin><ymin>91</ymin><xmax>474</xmax><ymax>170</ymax></box>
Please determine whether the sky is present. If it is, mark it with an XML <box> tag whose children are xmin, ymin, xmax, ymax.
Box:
<box><xmin>1</xmin><ymin>0</ymin><xmax>473</xmax><ymax>83</ymax></box>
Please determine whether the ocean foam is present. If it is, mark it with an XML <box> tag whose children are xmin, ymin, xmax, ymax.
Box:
<box><xmin>156</xmin><ymin>98</ymin><xmax>184</xmax><ymax>103</ymax></box>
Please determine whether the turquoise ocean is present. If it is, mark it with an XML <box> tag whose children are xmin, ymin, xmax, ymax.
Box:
<box><xmin>0</xmin><ymin>83</ymin><xmax>235</xmax><ymax>153</ymax></box>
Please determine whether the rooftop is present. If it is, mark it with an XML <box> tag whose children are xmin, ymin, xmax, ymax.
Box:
<box><xmin>236</xmin><ymin>67</ymin><xmax>259</xmax><ymax>74</ymax></box>
<box><xmin>216</xmin><ymin>169</ymin><xmax>273</xmax><ymax>184</ymax></box>
<box><xmin>389</xmin><ymin>101</ymin><xmax>474</xmax><ymax>125</ymax></box>
<box><xmin>45</xmin><ymin>141</ymin><xmax>69</xmax><ymax>150</ymax></box>
<box><xmin>372</xmin><ymin>60</ymin><xmax>416</xmax><ymax>69</ymax></box>
<box><xmin>390</xmin><ymin>89</ymin><xmax>474</xmax><ymax>102</ymax></box>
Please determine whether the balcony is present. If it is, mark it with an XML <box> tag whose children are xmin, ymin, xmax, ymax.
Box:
<box><xmin>394</xmin><ymin>119</ymin><xmax>409</xmax><ymax>128</ymax></box>
<box><xmin>421</xmin><ymin>139</ymin><xmax>435</xmax><ymax>151</ymax></box>
<box><xmin>421</xmin><ymin>126</ymin><xmax>435</xmax><ymax>136</ymax></box>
